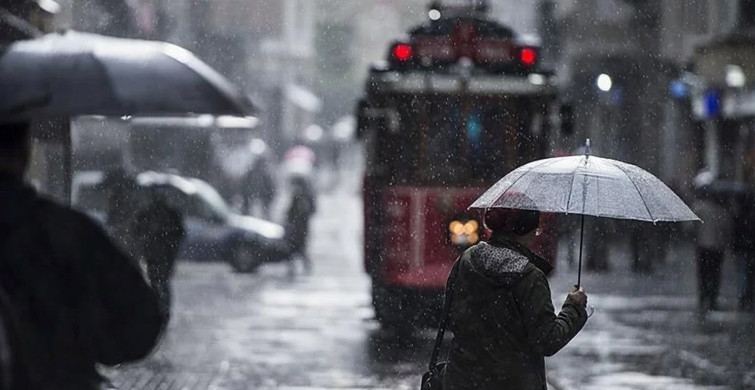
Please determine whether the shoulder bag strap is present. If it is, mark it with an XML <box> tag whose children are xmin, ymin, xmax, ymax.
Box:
<box><xmin>428</xmin><ymin>256</ymin><xmax>461</xmax><ymax>370</ymax></box>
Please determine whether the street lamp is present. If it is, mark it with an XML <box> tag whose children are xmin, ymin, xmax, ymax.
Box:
<box><xmin>725</xmin><ymin>64</ymin><xmax>746</xmax><ymax>88</ymax></box>
<box><xmin>597</xmin><ymin>73</ymin><xmax>612</xmax><ymax>92</ymax></box>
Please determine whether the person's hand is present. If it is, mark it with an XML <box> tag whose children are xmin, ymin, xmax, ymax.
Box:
<box><xmin>567</xmin><ymin>286</ymin><xmax>587</xmax><ymax>308</ymax></box>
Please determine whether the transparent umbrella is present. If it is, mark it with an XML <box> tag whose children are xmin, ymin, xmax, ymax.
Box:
<box><xmin>470</xmin><ymin>140</ymin><xmax>700</xmax><ymax>286</ymax></box>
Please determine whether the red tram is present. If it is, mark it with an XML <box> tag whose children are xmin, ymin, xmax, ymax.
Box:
<box><xmin>357</xmin><ymin>2</ymin><xmax>562</xmax><ymax>329</ymax></box>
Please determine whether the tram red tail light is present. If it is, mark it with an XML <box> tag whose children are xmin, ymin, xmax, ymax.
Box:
<box><xmin>389</xmin><ymin>39</ymin><xmax>540</xmax><ymax>71</ymax></box>
<box><xmin>392</xmin><ymin>43</ymin><xmax>414</xmax><ymax>62</ymax></box>
<box><xmin>519</xmin><ymin>47</ymin><xmax>538</xmax><ymax>67</ymax></box>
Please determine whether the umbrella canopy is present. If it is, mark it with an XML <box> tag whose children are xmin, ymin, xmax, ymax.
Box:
<box><xmin>0</xmin><ymin>30</ymin><xmax>255</xmax><ymax>119</ymax></box>
<box><xmin>470</xmin><ymin>154</ymin><xmax>699</xmax><ymax>223</ymax></box>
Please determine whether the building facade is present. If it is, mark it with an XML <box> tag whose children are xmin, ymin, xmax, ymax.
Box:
<box><xmin>682</xmin><ymin>0</ymin><xmax>755</xmax><ymax>186</ymax></box>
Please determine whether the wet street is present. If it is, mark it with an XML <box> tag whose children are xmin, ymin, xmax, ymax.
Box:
<box><xmin>105</xmin><ymin>187</ymin><xmax>755</xmax><ymax>390</ymax></box>
<box><xmin>6</xmin><ymin>1</ymin><xmax>755</xmax><ymax>389</ymax></box>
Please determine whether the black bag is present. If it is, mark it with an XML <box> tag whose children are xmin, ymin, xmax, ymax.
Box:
<box><xmin>420</xmin><ymin>260</ymin><xmax>460</xmax><ymax>390</ymax></box>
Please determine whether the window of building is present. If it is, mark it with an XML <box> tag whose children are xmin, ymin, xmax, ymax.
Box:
<box><xmin>740</xmin><ymin>0</ymin><xmax>755</xmax><ymax>28</ymax></box>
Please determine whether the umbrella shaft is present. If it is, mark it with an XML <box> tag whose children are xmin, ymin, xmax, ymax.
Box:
<box><xmin>577</xmin><ymin>214</ymin><xmax>584</xmax><ymax>288</ymax></box>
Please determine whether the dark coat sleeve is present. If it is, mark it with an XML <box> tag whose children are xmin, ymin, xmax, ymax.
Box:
<box><xmin>61</xmin><ymin>211</ymin><xmax>165</xmax><ymax>365</ymax></box>
<box><xmin>513</xmin><ymin>269</ymin><xmax>587</xmax><ymax>357</ymax></box>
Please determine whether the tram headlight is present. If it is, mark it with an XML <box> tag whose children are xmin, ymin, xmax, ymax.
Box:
<box><xmin>449</xmin><ymin>221</ymin><xmax>464</xmax><ymax>235</ymax></box>
<box><xmin>463</xmin><ymin>220</ymin><xmax>478</xmax><ymax>234</ymax></box>
<box><xmin>449</xmin><ymin>219</ymin><xmax>481</xmax><ymax>247</ymax></box>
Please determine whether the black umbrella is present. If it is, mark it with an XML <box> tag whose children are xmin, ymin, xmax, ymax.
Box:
<box><xmin>0</xmin><ymin>30</ymin><xmax>255</xmax><ymax>119</ymax></box>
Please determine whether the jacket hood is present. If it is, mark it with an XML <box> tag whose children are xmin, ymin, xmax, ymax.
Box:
<box><xmin>488</xmin><ymin>234</ymin><xmax>554</xmax><ymax>276</ymax></box>
<box><xmin>462</xmin><ymin>237</ymin><xmax>553</xmax><ymax>290</ymax></box>
<box><xmin>473</xmin><ymin>242</ymin><xmax>529</xmax><ymax>274</ymax></box>
<box><xmin>462</xmin><ymin>242</ymin><xmax>529</xmax><ymax>290</ymax></box>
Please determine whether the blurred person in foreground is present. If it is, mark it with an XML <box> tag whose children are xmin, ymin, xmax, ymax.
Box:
<box><xmin>444</xmin><ymin>199</ymin><xmax>588</xmax><ymax>390</ymax></box>
<box><xmin>135</xmin><ymin>191</ymin><xmax>185</xmax><ymax>319</ymax></box>
<box><xmin>0</xmin><ymin>121</ymin><xmax>164</xmax><ymax>389</ymax></box>
<box><xmin>284</xmin><ymin>175</ymin><xmax>316</xmax><ymax>274</ymax></box>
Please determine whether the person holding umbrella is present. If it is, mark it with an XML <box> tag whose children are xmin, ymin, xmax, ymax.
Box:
<box><xmin>423</xmin><ymin>141</ymin><xmax>699</xmax><ymax>390</ymax></box>
<box><xmin>441</xmin><ymin>194</ymin><xmax>588</xmax><ymax>390</ymax></box>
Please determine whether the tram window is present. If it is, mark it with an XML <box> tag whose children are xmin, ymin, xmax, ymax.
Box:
<box><xmin>424</xmin><ymin>98</ymin><xmax>464</xmax><ymax>184</ymax></box>
<box><xmin>376</xmin><ymin>96</ymin><xmax>539</xmax><ymax>186</ymax></box>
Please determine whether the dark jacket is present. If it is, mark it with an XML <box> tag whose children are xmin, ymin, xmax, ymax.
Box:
<box><xmin>0</xmin><ymin>175</ymin><xmax>164</xmax><ymax>389</ymax></box>
<box><xmin>444</xmin><ymin>236</ymin><xmax>587</xmax><ymax>390</ymax></box>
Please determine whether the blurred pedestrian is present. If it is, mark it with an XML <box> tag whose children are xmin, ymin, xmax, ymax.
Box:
<box><xmin>285</xmin><ymin>176</ymin><xmax>316</xmax><ymax>274</ymax></box>
<box><xmin>0</xmin><ymin>121</ymin><xmax>164</xmax><ymax>389</ymax></box>
<box><xmin>443</xmin><ymin>199</ymin><xmax>588</xmax><ymax>390</ymax></box>
<box><xmin>557</xmin><ymin>215</ymin><xmax>578</xmax><ymax>270</ymax></box>
<box><xmin>741</xmin><ymin>254</ymin><xmax>755</xmax><ymax>312</ymax></box>
<box><xmin>692</xmin><ymin>187</ymin><xmax>732</xmax><ymax>312</ymax></box>
<box><xmin>733</xmin><ymin>189</ymin><xmax>755</xmax><ymax>312</ymax></box>
<box><xmin>134</xmin><ymin>191</ymin><xmax>185</xmax><ymax>319</ymax></box>
<box><xmin>585</xmin><ymin>217</ymin><xmax>610</xmax><ymax>271</ymax></box>
<box><xmin>242</xmin><ymin>157</ymin><xmax>275</xmax><ymax>219</ymax></box>
<box><xmin>630</xmin><ymin>221</ymin><xmax>664</xmax><ymax>274</ymax></box>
